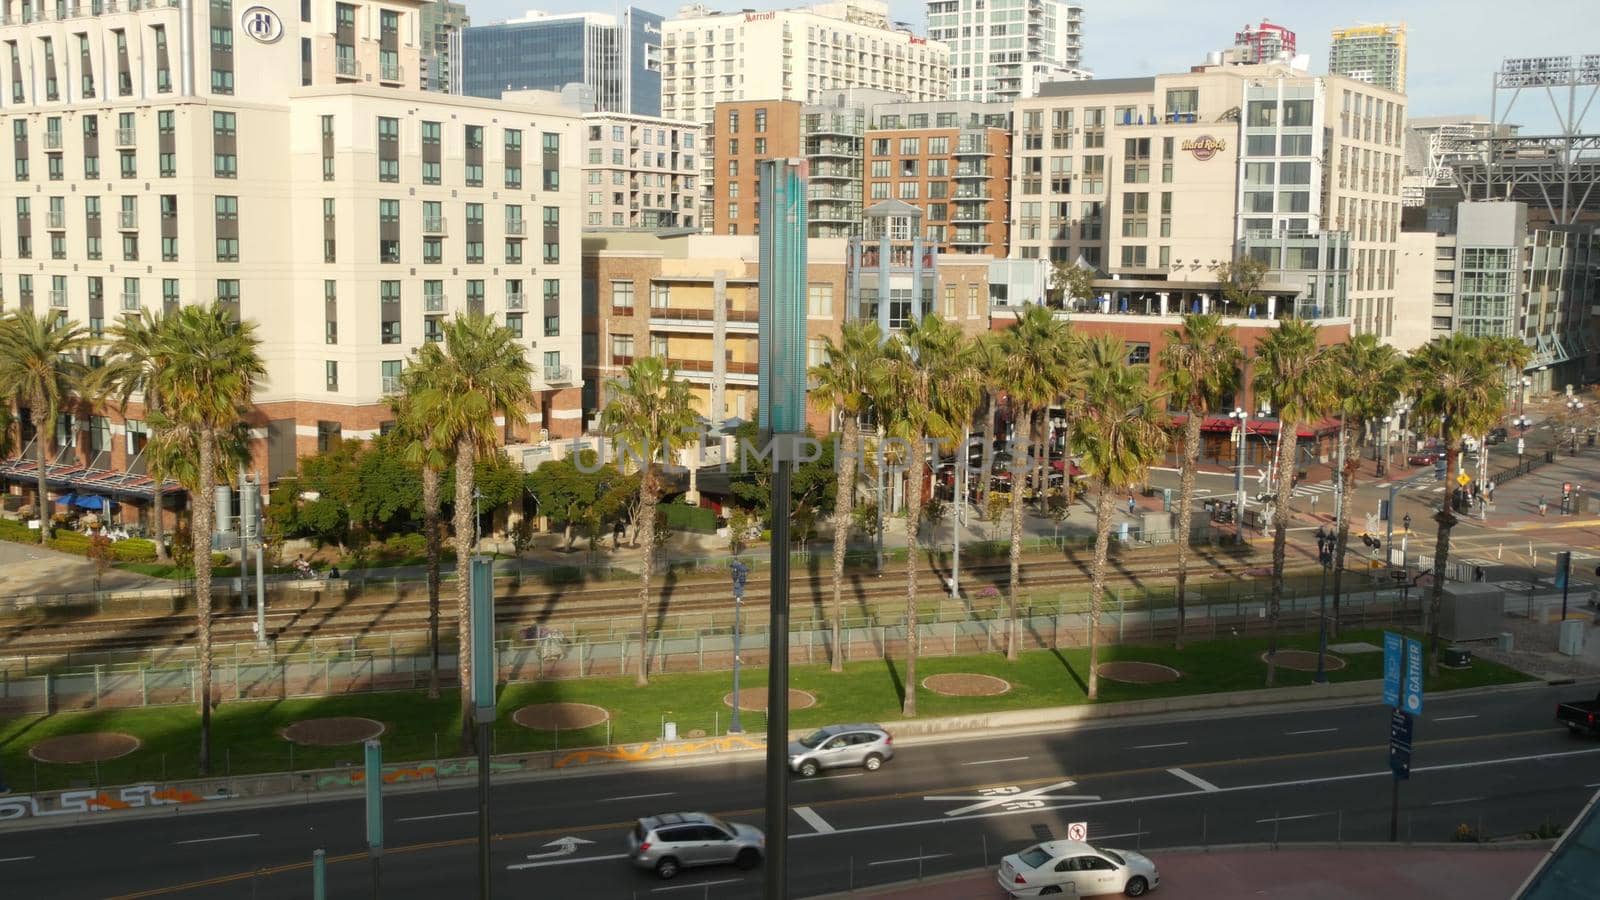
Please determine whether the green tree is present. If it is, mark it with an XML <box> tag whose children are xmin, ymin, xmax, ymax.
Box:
<box><xmin>151</xmin><ymin>302</ymin><xmax>265</xmax><ymax>775</ymax></box>
<box><xmin>527</xmin><ymin>451</ymin><xmax>625</xmax><ymax>551</ymax></box>
<box><xmin>411</xmin><ymin>313</ymin><xmax>535</xmax><ymax>747</ymax></box>
<box><xmin>1407</xmin><ymin>334</ymin><xmax>1505</xmax><ymax>674</ymax></box>
<box><xmin>389</xmin><ymin>381</ymin><xmax>452</xmax><ymax>699</ymax></box>
<box><xmin>1074</xmin><ymin>335</ymin><xmax>1170</xmax><ymax>700</ymax></box>
<box><xmin>88</xmin><ymin>310</ymin><xmax>173</xmax><ymax>560</ymax></box>
<box><xmin>728</xmin><ymin>424</ymin><xmax>838</xmax><ymax>529</ymax></box>
<box><xmin>808</xmin><ymin>321</ymin><xmax>887</xmax><ymax>671</ymax></box>
<box><xmin>1252</xmin><ymin>318</ymin><xmax>1334</xmax><ymax>685</ymax></box>
<box><xmin>1213</xmin><ymin>255</ymin><xmax>1269</xmax><ymax>317</ymax></box>
<box><xmin>1158</xmin><ymin>313</ymin><xmax>1242</xmax><ymax>648</ymax></box>
<box><xmin>1326</xmin><ymin>334</ymin><xmax>1404</xmax><ymax>636</ymax></box>
<box><xmin>0</xmin><ymin>312</ymin><xmax>91</xmax><ymax>542</ymax></box>
<box><xmin>995</xmin><ymin>304</ymin><xmax>1077</xmax><ymax>660</ymax></box>
<box><xmin>883</xmin><ymin>315</ymin><xmax>979</xmax><ymax>716</ymax></box>
<box><xmin>601</xmin><ymin>356</ymin><xmax>698</xmax><ymax>687</ymax></box>
<box><xmin>1049</xmin><ymin>260</ymin><xmax>1096</xmax><ymax>309</ymax></box>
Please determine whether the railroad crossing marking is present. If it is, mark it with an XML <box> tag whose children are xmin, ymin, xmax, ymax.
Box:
<box><xmin>923</xmin><ymin>781</ymin><xmax>1101</xmax><ymax>817</ymax></box>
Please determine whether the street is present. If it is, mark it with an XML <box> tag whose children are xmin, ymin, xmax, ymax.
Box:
<box><xmin>1</xmin><ymin>682</ymin><xmax>1596</xmax><ymax>898</ymax></box>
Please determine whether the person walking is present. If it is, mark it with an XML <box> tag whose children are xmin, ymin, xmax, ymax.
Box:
<box><xmin>1538</xmin><ymin>495</ymin><xmax>1548</xmax><ymax>516</ymax></box>
<box><xmin>1127</xmin><ymin>493</ymin><xmax>1136</xmax><ymax>516</ymax></box>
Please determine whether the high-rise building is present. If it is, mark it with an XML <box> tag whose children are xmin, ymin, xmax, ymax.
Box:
<box><xmin>1328</xmin><ymin>22</ymin><xmax>1407</xmax><ymax>93</ymax></box>
<box><xmin>927</xmin><ymin>0</ymin><xmax>1085</xmax><ymax>102</ymax></box>
<box><xmin>581</xmin><ymin>112</ymin><xmax>704</xmax><ymax>230</ymax></box>
<box><xmin>419</xmin><ymin>0</ymin><xmax>469</xmax><ymax>93</ymax></box>
<box><xmin>664</xmin><ymin>1</ymin><xmax>949</xmax><ymax>225</ymax></box>
<box><xmin>0</xmin><ymin>0</ymin><xmax>584</xmax><ymax>526</ymax></box>
<box><xmin>1232</xmin><ymin>20</ymin><xmax>1295</xmax><ymax>65</ymax></box>
<box><xmin>461</xmin><ymin>8</ymin><xmax>664</xmax><ymax>115</ymax></box>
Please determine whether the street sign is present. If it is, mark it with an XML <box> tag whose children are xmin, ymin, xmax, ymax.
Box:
<box><xmin>1403</xmin><ymin>637</ymin><xmax>1424</xmax><ymax>714</ymax></box>
<box><xmin>1456</xmin><ymin>472</ymin><xmax>1471</xmax><ymax>487</ymax></box>
<box><xmin>1517</xmin><ymin>438</ymin><xmax>1525</xmax><ymax>454</ymax></box>
<box><xmin>1382</xmin><ymin>631</ymin><xmax>1403</xmax><ymax>707</ymax></box>
<box><xmin>1389</xmin><ymin>708</ymin><xmax>1413</xmax><ymax>780</ymax></box>
<box><xmin>1066</xmin><ymin>822</ymin><xmax>1088</xmax><ymax>841</ymax></box>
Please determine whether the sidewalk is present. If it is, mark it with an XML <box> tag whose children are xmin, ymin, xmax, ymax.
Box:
<box><xmin>844</xmin><ymin>845</ymin><xmax>1546</xmax><ymax>899</ymax></box>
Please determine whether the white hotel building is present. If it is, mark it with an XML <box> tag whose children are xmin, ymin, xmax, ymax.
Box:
<box><xmin>0</xmin><ymin>0</ymin><xmax>583</xmax><ymax>524</ymax></box>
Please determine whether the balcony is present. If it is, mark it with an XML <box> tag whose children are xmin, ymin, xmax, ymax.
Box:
<box><xmin>955</xmin><ymin>138</ymin><xmax>991</xmax><ymax>157</ymax></box>
<box><xmin>807</xmin><ymin>185</ymin><xmax>860</xmax><ymax>201</ymax></box>
<box><xmin>649</xmin><ymin>304</ymin><xmax>759</xmax><ymax>324</ymax></box>
<box><xmin>610</xmin><ymin>354</ymin><xmax>634</xmax><ymax>367</ymax></box>
<box><xmin>116</xmin><ymin>128</ymin><xmax>136</xmax><ymax>146</ymax></box>
<box><xmin>953</xmin><ymin>165</ymin><xmax>991</xmax><ymax>179</ymax></box>
<box><xmin>422</xmin><ymin>216</ymin><xmax>446</xmax><ymax>234</ymax></box>
<box><xmin>379</xmin><ymin>62</ymin><xmax>403</xmax><ymax>83</ymax></box>
<box><xmin>49</xmin><ymin>290</ymin><xmax>68</xmax><ymax>309</ymax></box>
<box><xmin>951</xmin><ymin>211</ymin><xmax>991</xmax><ymax>223</ymax></box>
<box><xmin>808</xmin><ymin>139</ymin><xmax>857</xmax><ymax>159</ymax></box>
<box><xmin>665</xmin><ymin>357</ymin><xmax>759</xmax><ymax>376</ymax></box>
<box><xmin>423</xmin><ymin>292</ymin><xmax>446</xmax><ymax>313</ymax></box>
<box><xmin>44</xmin><ymin>132</ymin><xmax>63</xmax><ymax>150</ymax></box>
<box><xmin>809</xmin><ymin>162</ymin><xmax>856</xmax><ymax>180</ymax></box>
<box><xmin>543</xmin><ymin>365</ymin><xmax>573</xmax><ymax>385</ymax></box>
<box><xmin>610</xmin><ymin>304</ymin><xmax>635</xmax><ymax>317</ymax></box>
<box><xmin>505</xmin><ymin>292</ymin><xmax>525</xmax><ymax>311</ymax></box>
<box><xmin>121</xmin><ymin>293</ymin><xmax>139</xmax><ymax>311</ymax></box>
<box><xmin>505</xmin><ymin>219</ymin><xmax>525</xmax><ymax>237</ymax></box>
<box><xmin>46</xmin><ymin>211</ymin><xmax>65</xmax><ymax>229</ymax></box>
<box><xmin>335</xmin><ymin>56</ymin><xmax>360</xmax><ymax>78</ymax></box>
<box><xmin>118</xmin><ymin>210</ymin><xmax>138</xmax><ymax>229</ymax></box>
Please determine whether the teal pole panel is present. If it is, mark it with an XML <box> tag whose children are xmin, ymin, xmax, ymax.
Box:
<box><xmin>471</xmin><ymin>556</ymin><xmax>497</xmax><ymax>719</ymax></box>
<box><xmin>758</xmin><ymin>158</ymin><xmax>809</xmax><ymax>437</ymax></box>
<box><xmin>364</xmin><ymin>739</ymin><xmax>383</xmax><ymax>850</ymax></box>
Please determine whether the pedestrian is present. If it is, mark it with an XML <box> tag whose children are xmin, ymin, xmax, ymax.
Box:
<box><xmin>1538</xmin><ymin>495</ymin><xmax>1548</xmax><ymax>516</ymax></box>
<box><xmin>1127</xmin><ymin>493</ymin><xmax>1136</xmax><ymax>516</ymax></box>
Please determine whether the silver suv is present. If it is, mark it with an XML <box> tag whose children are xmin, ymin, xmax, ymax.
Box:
<box><xmin>627</xmin><ymin>812</ymin><xmax>764</xmax><ymax>880</ymax></box>
<box><xmin>787</xmin><ymin>723</ymin><xmax>894</xmax><ymax>777</ymax></box>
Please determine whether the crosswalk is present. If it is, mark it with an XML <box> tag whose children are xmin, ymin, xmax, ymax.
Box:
<box><xmin>1290</xmin><ymin>482</ymin><xmax>1338</xmax><ymax>498</ymax></box>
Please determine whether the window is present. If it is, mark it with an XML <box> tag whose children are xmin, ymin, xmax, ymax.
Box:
<box><xmin>542</xmin><ymin>132</ymin><xmax>560</xmax><ymax>190</ymax></box>
<box><xmin>324</xmin><ymin>280</ymin><xmax>338</xmax><ymax>343</ymax></box>
<box><xmin>871</xmin><ymin>160</ymin><xmax>889</xmax><ymax>178</ymax></box>
<box><xmin>543</xmin><ymin>280</ymin><xmax>560</xmax><ymax>336</ymax></box>
<box><xmin>505</xmin><ymin>313</ymin><xmax>523</xmax><ymax>338</ymax></box>
<box><xmin>1165</xmin><ymin>88</ymin><xmax>1199</xmax><ymax>116</ymax></box>
<box><xmin>119</xmin><ymin>149</ymin><xmax>137</xmax><ymax>179</ymax></box>
<box><xmin>212</xmin><ymin>112</ymin><xmax>236</xmax><ymax>178</ymax></box>
<box><xmin>504</xmin><ymin>128</ymin><xmax>522</xmax><ymax>188</ymax></box>
<box><xmin>611</xmin><ymin>333</ymin><xmax>635</xmax><ymax>363</ymax></box>
<box><xmin>927</xmin><ymin>136</ymin><xmax>949</xmax><ymax>155</ymax></box>
<box><xmin>321</xmin><ymin>114</ymin><xmax>335</xmax><ymax>180</ymax></box>
<box><xmin>380</xmin><ymin>280</ymin><xmax>401</xmax><ymax>343</ymax></box>
<box><xmin>421</xmin><ymin>121</ymin><xmax>441</xmax><ymax>184</ymax></box>
<box><xmin>1281</xmin><ymin>134</ymin><xmax>1312</xmax><ymax>156</ymax></box>
<box><xmin>898</xmin><ymin>181</ymin><xmax>918</xmax><ymax>200</ymax></box>
<box><xmin>378</xmin><ymin>199</ymin><xmax>400</xmax><ymax>262</ymax></box>
<box><xmin>899</xmin><ymin>137</ymin><xmax>919</xmax><ymax>155</ymax></box>
<box><xmin>377</xmin><ymin>117</ymin><xmax>399</xmax><ymax>182</ymax></box>
<box><xmin>465</xmin><ymin>202</ymin><xmax>484</xmax><ymax>263</ymax></box>
<box><xmin>755</xmin><ymin>108</ymin><xmax>767</xmax><ymax>131</ymax></box>
<box><xmin>1246</xmin><ymin>134</ymin><xmax>1276</xmax><ymax>157</ymax></box>
<box><xmin>1282</xmin><ymin>99</ymin><xmax>1313</xmax><ymax>127</ymax></box>
<box><xmin>216</xmin><ymin>279</ymin><xmax>240</xmax><ymax>318</ymax></box>
<box><xmin>807</xmin><ymin>283</ymin><xmax>832</xmax><ymax>318</ymax></box>
<box><xmin>122</xmin><ymin>233</ymin><xmax>138</xmax><ymax>261</ymax></box>
<box><xmin>325</xmin><ymin>360</ymin><xmax>339</xmax><ymax>392</ymax></box>
<box><xmin>465</xmin><ymin>125</ymin><xmax>484</xmax><ymax>185</ymax></box>
<box><xmin>505</xmin><ymin>240</ymin><xmax>522</xmax><ymax>264</ymax></box>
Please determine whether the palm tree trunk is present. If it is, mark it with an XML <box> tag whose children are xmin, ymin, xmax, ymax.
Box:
<box><xmin>979</xmin><ymin>393</ymin><xmax>1000</xmax><ymax>510</ymax></box>
<box><xmin>422</xmin><ymin>462</ymin><xmax>441</xmax><ymax>700</ymax></box>
<box><xmin>1427</xmin><ymin>448</ymin><xmax>1460</xmax><ymax>677</ymax></box>
<box><xmin>635</xmin><ymin>470</ymin><xmax>659</xmax><ymax>687</ymax></box>
<box><xmin>1032</xmin><ymin>409</ymin><xmax>1048</xmax><ymax>512</ymax></box>
<box><xmin>1265</xmin><ymin>418</ymin><xmax>1299</xmax><ymax>687</ymax></box>
<box><xmin>902</xmin><ymin>440</ymin><xmax>923</xmax><ymax>718</ymax></box>
<box><xmin>1006</xmin><ymin>406</ymin><xmax>1030</xmax><ymax>661</ymax></box>
<box><xmin>1330</xmin><ymin>421</ymin><xmax>1354</xmax><ymax>639</ymax></box>
<box><xmin>34</xmin><ymin>397</ymin><xmax>49</xmax><ymax>543</ymax></box>
<box><xmin>148</xmin><ymin>399</ymin><xmax>170</xmax><ymax>562</ymax></box>
<box><xmin>829</xmin><ymin>417</ymin><xmax>858</xmax><ymax>672</ymax></box>
<box><xmin>194</xmin><ymin>430</ymin><xmax>215</xmax><ymax>775</ymax></box>
<box><xmin>1174</xmin><ymin>410</ymin><xmax>1202</xmax><ymax>649</ymax></box>
<box><xmin>453</xmin><ymin>436</ymin><xmax>476</xmax><ymax>752</ymax></box>
<box><xmin>1087</xmin><ymin>484</ymin><xmax>1114</xmax><ymax>701</ymax></box>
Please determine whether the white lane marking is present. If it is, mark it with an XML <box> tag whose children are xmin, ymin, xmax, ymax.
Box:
<box><xmin>1430</xmin><ymin>796</ymin><xmax>1485</xmax><ymax>806</ymax></box>
<box><xmin>0</xmin><ymin>856</ymin><xmax>35</xmax><ymax>863</ymax></box>
<box><xmin>599</xmin><ymin>792</ymin><xmax>676</xmax><ymax>802</ymax></box>
<box><xmin>869</xmin><ymin>852</ymin><xmax>950</xmax><ymax>867</ymax></box>
<box><xmin>1434</xmin><ymin>715</ymin><xmax>1479</xmax><ymax>723</ymax></box>
<box><xmin>1256</xmin><ymin>813</ymin><xmax>1326</xmax><ymax>823</ymax></box>
<box><xmin>653</xmin><ymin>878</ymin><xmax>744</xmax><ymax>893</ymax></box>
<box><xmin>963</xmin><ymin>756</ymin><xmax>1030</xmax><ymax>766</ymax></box>
<box><xmin>506</xmin><ymin>852</ymin><xmax>629</xmax><ymax>871</ymax></box>
<box><xmin>924</xmin><ymin>780</ymin><xmax>1100</xmax><ymax>817</ymax></box>
<box><xmin>802</xmin><ymin>773</ymin><xmax>863</xmax><ymax>781</ymax></box>
<box><xmin>796</xmin><ymin>745</ymin><xmax>1600</xmax><ymax>842</ymax></box>
<box><xmin>1587</xmin><ymin>783</ymin><xmax>1600</xmax><ymax>788</ymax></box>
<box><xmin>397</xmin><ymin>811</ymin><xmax>475</xmax><ymax>823</ymax></box>
<box><xmin>1167</xmin><ymin>768</ymin><xmax>1221</xmax><ymax>793</ymax></box>
<box><xmin>1285</xmin><ymin>728</ymin><xmax>1339</xmax><ymax>736</ymax></box>
<box><xmin>173</xmin><ymin>833</ymin><xmax>261</xmax><ymax>845</ymax></box>
<box><xmin>1129</xmin><ymin>741</ymin><xmax>1188</xmax><ymax>750</ymax></box>
<box><xmin>794</xmin><ymin>805</ymin><xmax>835</xmax><ymax>835</ymax></box>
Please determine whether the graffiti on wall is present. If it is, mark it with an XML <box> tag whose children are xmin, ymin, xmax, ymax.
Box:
<box><xmin>0</xmin><ymin>784</ymin><xmax>230</xmax><ymax>820</ymax></box>
<box><xmin>553</xmin><ymin>734</ymin><xmax>764</xmax><ymax>769</ymax></box>
<box><xmin>314</xmin><ymin>758</ymin><xmax>522</xmax><ymax>791</ymax></box>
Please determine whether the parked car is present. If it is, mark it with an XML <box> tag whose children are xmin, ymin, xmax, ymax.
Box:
<box><xmin>1486</xmin><ymin>427</ymin><xmax>1509</xmax><ymax>445</ymax></box>
<box><xmin>787</xmin><ymin>723</ymin><xmax>894</xmax><ymax>777</ymax></box>
<box><xmin>1557</xmin><ymin>689</ymin><xmax>1600</xmax><ymax>737</ymax></box>
<box><xmin>998</xmin><ymin>840</ymin><xmax>1160</xmax><ymax>897</ymax></box>
<box><xmin>626</xmin><ymin>812</ymin><xmax>764</xmax><ymax>880</ymax></box>
<box><xmin>1407</xmin><ymin>450</ymin><xmax>1442</xmax><ymax>466</ymax></box>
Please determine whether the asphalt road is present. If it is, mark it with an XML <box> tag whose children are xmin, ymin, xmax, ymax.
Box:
<box><xmin>2</xmin><ymin>682</ymin><xmax>1598</xmax><ymax>899</ymax></box>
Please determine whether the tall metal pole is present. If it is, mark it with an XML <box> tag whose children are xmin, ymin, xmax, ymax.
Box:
<box><xmin>729</xmin><ymin>559</ymin><xmax>747</xmax><ymax>734</ymax></box>
<box><xmin>874</xmin><ymin>425</ymin><xmax>884</xmax><ymax>574</ymax></box>
<box><xmin>237</xmin><ymin>464</ymin><xmax>249</xmax><ymax>601</ymax></box>
<box><xmin>1314</xmin><ymin>528</ymin><xmax>1330</xmax><ymax>685</ymax></box>
<box><xmin>952</xmin><ymin>426</ymin><xmax>966</xmax><ymax>598</ymax></box>
<box><xmin>1233</xmin><ymin>408</ymin><xmax>1247</xmax><ymax>539</ymax></box>
<box><xmin>765</xmin><ymin>454</ymin><xmax>793</xmax><ymax>899</ymax></box>
<box><xmin>469</xmin><ymin>557</ymin><xmax>497</xmax><ymax>900</ymax></box>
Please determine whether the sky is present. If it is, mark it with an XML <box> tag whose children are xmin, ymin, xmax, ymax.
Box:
<box><xmin>466</xmin><ymin>0</ymin><xmax>1598</xmax><ymax>134</ymax></box>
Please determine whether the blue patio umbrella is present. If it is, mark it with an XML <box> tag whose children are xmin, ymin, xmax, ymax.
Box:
<box><xmin>74</xmin><ymin>495</ymin><xmax>105</xmax><ymax>510</ymax></box>
<box><xmin>56</xmin><ymin>492</ymin><xmax>79</xmax><ymax>507</ymax></box>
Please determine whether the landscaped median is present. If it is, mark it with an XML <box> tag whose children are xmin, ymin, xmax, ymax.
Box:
<box><xmin>0</xmin><ymin>627</ymin><xmax>1533</xmax><ymax>805</ymax></box>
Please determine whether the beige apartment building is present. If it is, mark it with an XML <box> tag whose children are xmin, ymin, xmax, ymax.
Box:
<box><xmin>581</xmin><ymin>111</ymin><xmax>703</xmax><ymax>230</ymax></box>
<box><xmin>1009</xmin><ymin>62</ymin><xmax>1403</xmax><ymax>336</ymax></box>
<box><xmin>0</xmin><ymin>0</ymin><xmax>583</xmax><ymax>527</ymax></box>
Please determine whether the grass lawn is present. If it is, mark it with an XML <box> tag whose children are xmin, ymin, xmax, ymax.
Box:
<box><xmin>0</xmin><ymin>626</ymin><xmax>1531</xmax><ymax>793</ymax></box>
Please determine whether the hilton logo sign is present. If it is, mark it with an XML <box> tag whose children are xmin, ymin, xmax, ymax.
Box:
<box><xmin>1181</xmin><ymin>136</ymin><xmax>1226</xmax><ymax>161</ymax></box>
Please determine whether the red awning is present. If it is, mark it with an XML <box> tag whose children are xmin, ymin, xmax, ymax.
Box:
<box><xmin>1173</xmin><ymin>414</ymin><xmax>1342</xmax><ymax>439</ymax></box>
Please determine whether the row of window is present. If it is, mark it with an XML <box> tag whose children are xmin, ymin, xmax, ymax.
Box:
<box><xmin>11</xmin><ymin>110</ymin><xmax>180</xmax><ymax>181</ymax></box>
<box><xmin>10</xmin><ymin>193</ymin><xmax>238</xmax><ymax>262</ymax></box>
<box><xmin>2</xmin><ymin>25</ymin><xmax>173</xmax><ymax>106</ymax></box>
<box><xmin>347</xmin><ymin>349</ymin><xmax>567</xmax><ymax>400</ymax></box>
<box><xmin>6</xmin><ymin>272</ymin><xmax>214</xmax><ymax>322</ymax></box>
<box><xmin>361</xmin><ymin>116</ymin><xmax>561</xmax><ymax>190</ymax></box>
<box><xmin>368</xmin><ymin>278</ymin><xmax>561</xmax><ymax>346</ymax></box>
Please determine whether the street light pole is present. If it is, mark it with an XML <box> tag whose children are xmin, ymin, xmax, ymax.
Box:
<box><xmin>1314</xmin><ymin>526</ymin><xmax>1332</xmax><ymax>684</ymax></box>
<box><xmin>1231</xmin><ymin>406</ymin><xmax>1247</xmax><ymax>538</ymax></box>
<box><xmin>729</xmin><ymin>559</ymin><xmax>748</xmax><ymax>734</ymax></box>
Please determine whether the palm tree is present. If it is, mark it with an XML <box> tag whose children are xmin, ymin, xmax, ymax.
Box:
<box><xmin>88</xmin><ymin>310</ymin><xmax>174</xmax><ymax>561</ymax></box>
<box><xmin>1326</xmin><ymin>334</ymin><xmax>1403</xmax><ymax>636</ymax></box>
<box><xmin>411</xmin><ymin>313</ymin><xmax>535</xmax><ymax>746</ymax></box>
<box><xmin>995</xmin><ymin>304</ymin><xmax>1076</xmax><ymax>660</ymax></box>
<box><xmin>808</xmin><ymin>321</ymin><xmax>886</xmax><ymax>672</ymax></box>
<box><xmin>1158</xmin><ymin>314</ymin><xmax>1242</xmax><ymax>649</ymax></box>
<box><xmin>389</xmin><ymin>379</ymin><xmax>451</xmax><ymax>699</ymax></box>
<box><xmin>970</xmin><ymin>333</ymin><xmax>1006</xmax><ymax>515</ymax></box>
<box><xmin>1074</xmin><ymin>335</ymin><xmax>1169</xmax><ymax>700</ymax></box>
<box><xmin>601</xmin><ymin>355</ymin><xmax>698</xmax><ymax>687</ymax></box>
<box><xmin>1252</xmin><ymin>318</ymin><xmax>1333</xmax><ymax>686</ymax></box>
<box><xmin>883</xmin><ymin>315</ymin><xmax>977</xmax><ymax>716</ymax></box>
<box><xmin>152</xmin><ymin>303</ymin><xmax>265</xmax><ymax>776</ymax></box>
<box><xmin>1407</xmin><ymin>334</ymin><xmax>1504</xmax><ymax>674</ymax></box>
<box><xmin>0</xmin><ymin>313</ymin><xmax>91</xmax><ymax>542</ymax></box>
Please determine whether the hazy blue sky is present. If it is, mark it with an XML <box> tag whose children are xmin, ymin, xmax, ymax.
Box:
<box><xmin>468</xmin><ymin>0</ymin><xmax>1597</xmax><ymax>131</ymax></box>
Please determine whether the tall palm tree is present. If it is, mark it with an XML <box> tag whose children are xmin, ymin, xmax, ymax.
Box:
<box><xmin>411</xmin><ymin>313</ymin><xmax>535</xmax><ymax>746</ymax></box>
<box><xmin>995</xmin><ymin>304</ymin><xmax>1076</xmax><ymax>660</ymax></box>
<box><xmin>1252</xmin><ymin>318</ymin><xmax>1333</xmax><ymax>686</ymax></box>
<box><xmin>1158</xmin><ymin>313</ymin><xmax>1242</xmax><ymax>648</ymax></box>
<box><xmin>88</xmin><ymin>310</ymin><xmax>174</xmax><ymax>561</ymax></box>
<box><xmin>808</xmin><ymin>321</ymin><xmax>886</xmax><ymax>673</ymax></box>
<box><xmin>389</xmin><ymin>380</ymin><xmax>451</xmax><ymax>699</ymax></box>
<box><xmin>971</xmin><ymin>334</ymin><xmax>1007</xmax><ymax>515</ymax></box>
<box><xmin>601</xmin><ymin>355</ymin><xmax>698</xmax><ymax>687</ymax></box>
<box><xmin>1407</xmin><ymin>334</ymin><xmax>1504</xmax><ymax>674</ymax></box>
<box><xmin>0</xmin><ymin>313</ymin><xmax>91</xmax><ymax>542</ymax></box>
<box><xmin>1074</xmin><ymin>335</ymin><xmax>1169</xmax><ymax>700</ymax></box>
<box><xmin>883</xmin><ymin>315</ymin><xmax>977</xmax><ymax>716</ymax></box>
<box><xmin>1326</xmin><ymin>334</ymin><xmax>1403</xmax><ymax>636</ymax></box>
<box><xmin>152</xmin><ymin>303</ymin><xmax>264</xmax><ymax>776</ymax></box>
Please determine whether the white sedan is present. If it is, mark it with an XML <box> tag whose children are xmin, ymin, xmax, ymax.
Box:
<box><xmin>998</xmin><ymin>840</ymin><xmax>1159</xmax><ymax>897</ymax></box>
